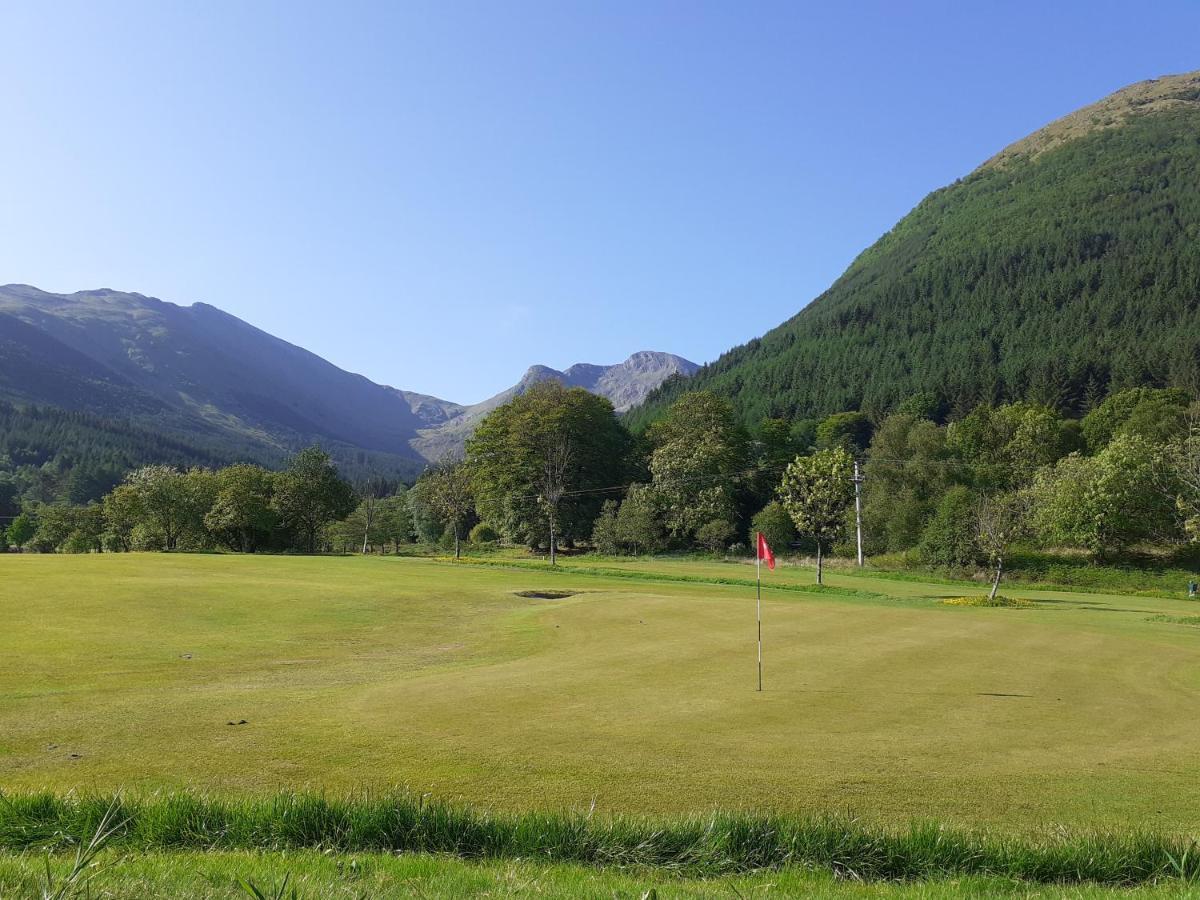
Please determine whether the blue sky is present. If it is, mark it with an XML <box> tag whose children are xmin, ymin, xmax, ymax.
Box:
<box><xmin>2</xmin><ymin>2</ymin><xmax>1198</xmax><ymax>402</ymax></box>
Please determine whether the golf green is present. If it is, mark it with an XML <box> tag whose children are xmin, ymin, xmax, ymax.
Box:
<box><xmin>4</xmin><ymin>553</ymin><xmax>1200</xmax><ymax>830</ymax></box>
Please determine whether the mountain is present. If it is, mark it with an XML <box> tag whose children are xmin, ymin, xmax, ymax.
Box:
<box><xmin>0</xmin><ymin>285</ymin><xmax>695</xmax><ymax>481</ymax></box>
<box><xmin>0</xmin><ymin>284</ymin><xmax>428</xmax><ymax>480</ymax></box>
<box><xmin>399</xmin><ymin>351</ymin><xmax>698</xmax><ymax>460</ymax></box>
<box><xmin>626</xmin><ymin>70</ymin><xmax>1200</xmax><ymax>431</ymax></box>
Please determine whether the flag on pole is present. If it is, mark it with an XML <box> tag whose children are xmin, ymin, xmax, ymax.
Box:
<box><xmin>754</xmin><ymin>532</ymin><xmax>774</xmax><ymax>692</ymax></box>
<box><xmin>756</xmin><ymin>532</ymin><xmax>775</xmax><ymax>570</ymax></box>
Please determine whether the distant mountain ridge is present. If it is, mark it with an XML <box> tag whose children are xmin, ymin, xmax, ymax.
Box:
<box><xmin>397</xmin><ymin>351</ymin><xmax>698</xmax><ymax>459</ymax></box>
<box><xmin>0</xmin><ymin>284</ymin><xmax>694</xmax><ymax>474</ymax></box>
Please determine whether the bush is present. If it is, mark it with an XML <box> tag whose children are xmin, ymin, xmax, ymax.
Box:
<box><xmin>749</xmin><ymin>501</ymin><xmax>797</xmax><ymax>554</ymax></box>
<box><xmin>591</xmin><ymin>500</ymin><xmax>621</xmax><ymax>554</ymax></box>
<box><xmin>918</xmin><ymin>486</ymin><xmax>979</xmax><ymax>568</ymax></box>
<box><xmin>695</xmin><ymin>519</ymin><xmax>735</xmax><ymax>553</ymax></box>
<box><xmin>468</xmin><ymin>522</ymin><xmax>499</xmax><ymax>544</ymax></box>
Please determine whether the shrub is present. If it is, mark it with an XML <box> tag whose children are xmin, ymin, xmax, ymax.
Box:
<box><xmin>750</xmin><ymin>501</ymin><xmax>797</xmax><ymax>554</ymax></box>
<box><xmin>696</xmin><ymin>519</ymin><xmax>735</xmax><ymax>553</ymax></box>
<box><xmin>469</xmin><ymin>523</ymin><xmax>499</xmax><ymax>544</ymax></box>
<box><xmin>591</xmin><ymin>500</ymin><xmax>622</xmax><ymax>554</ymax></box>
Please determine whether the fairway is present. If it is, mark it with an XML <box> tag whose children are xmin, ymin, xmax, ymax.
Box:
<box><xmin>4</xmin><ymin>553</ymin><xmax>1200</xmax><ymax>830</ymax></box>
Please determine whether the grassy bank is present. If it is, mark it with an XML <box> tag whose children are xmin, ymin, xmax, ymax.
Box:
<box><xmin>8</xmin><ymin>849</ymin><xmax>1196</xmax><ymax>899</ymax></box>
<box><xmin>3</xmin><ymin>792</ymin><xmax>1200</xmax><ymax>888</ymax></box>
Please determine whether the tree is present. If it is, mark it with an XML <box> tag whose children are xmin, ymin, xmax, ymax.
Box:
<box><xmin>1082</xmin><ymin>387</ymin><xmax>1192</xmax><ymax>451</ymax></box>
<box><xmin>204</xmin><ymin>464</ymin><xmax>277</xmax><ymax>552</ymax></box>
<box><xmin>419</xmin><ymin>461</ymin><xmax>474</xmax><ymax>558</ymax></box>
<box><xmin>272</xmin><ymin>448</ymin><xmax>356</xmax><ymax>553</ymax></box>
<box><xmin>63</xmin><ymin>504</ymin><xmax>105</xmax><ymax>553</ymax></box>
<box><xmin>29</xmin><ymin>504</ymin><xmax>78</xmax><ymax>552</ymax></box>
<box><xmin>815</xmin><ymin>411</ymin><xmax>873</xmax><ymax>453</ymax></box>
<box><xmin>1030</xmin><ymin>434</ymin><xmax>1176</xmax><ymax>558</ymax></box>
<box><xmin>917</xmin><ymin>486</ymin><xmax>979</xmax><ymax>568</ymax></box>
<box><xmin>749</xmin><ymin>501</ymin><xmax>797</xmax><ymax>555</ymax></box>
<box><xmin>119</xmin><ymin>465</ymin><xmax>215</xmax><ymax>551</ymax></box>
<box><xmin>615</xmin><ymin>483</ymin><xmax>666</xmax><ymax>555</ymax></box>
<box><xmin>946</xmin><ymin>402</ymin><xmax>1079</xmax><ymax>493</ymax></box>
<box><xmin>536</xmin><ymin>431</ymin><xmax>572</xmax><ymax>565</ymax></box>
<box><xmin>862</xmin><ymin>413</ymin><xmax>956</xmax><ymax>554</ymax></box>
<box><xmin>6</xmin><ymin>511</ymin><xmax>36</xmax><ymax>549</ymax></box>
<box><xmin>647</xmin><ymin>392</ymin><xmax>748</xmax><ymax>544</ymax></box>
<box><xmin>696</xmin><ymin>518</ymin><xmax>735</xmax><ymax>553</ymax></box>
<box><xmin>101</xmin><ymin>483</ymin><xmax>141</xmax><ymax>552</ymax></box>
<box><xmin>407</xmin><ymin>479</ymin><xmax>446</xmax><ymax>544</ymax></box>
<box><xmin>778</xmin><ymin>448</ymin><xmax>855</xmax><ymax>584</ymax></box>
<box><xmin>1168</xmin><ymin>413</ymin><xmax>1200</xmax><ymax>542</ymax></box>
<box><xmin>468</xmin><ymin>381</ymin><xmax>632</xmax><ymax>551</ymax></box>
<box><xmin>375</xmin><ymin>491</ymin><xmax>414</xmax><ymax>552</ymax></box>
<box><xmin>975</xmin><ymin>493</ymin><xmax>1028</xmax><ymax>601</ymax></box>
<box><xmin>0</xmin><ymin>476</ymin><xmax>21</xmax><ymax>519</ymax></box>
<box><xmin>591</xmin><ymin>500</ymin><xmax>622</xmax><ymax>555</ymax></box>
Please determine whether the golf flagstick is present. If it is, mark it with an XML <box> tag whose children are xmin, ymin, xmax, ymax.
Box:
<box><xmin>755</xmin><ymin>532</ymin><xmax>775</xmax><ymax>692</ymax></box>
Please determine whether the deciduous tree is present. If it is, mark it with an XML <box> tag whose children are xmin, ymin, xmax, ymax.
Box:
<box><xmin>272</xmin><ymin>448</ymin><xmax>356</xmax><ymax>553</ymax></box>
<box><xmin>778</xmin><ymin>448</ymin><xmax>855</xmax><ymax>584</ymax></box>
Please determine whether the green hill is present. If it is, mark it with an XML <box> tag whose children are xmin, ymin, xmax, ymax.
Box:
<box><xmin>627</xmin><ymin>70</ymin><xmax>1200</xmax><ymax>429</ymax></box>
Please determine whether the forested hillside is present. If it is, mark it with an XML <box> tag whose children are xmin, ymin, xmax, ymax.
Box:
<box><xmin>628</xmin><ymin>71</ymin><xmax>1200</xmax><ymax>430</ymax></box>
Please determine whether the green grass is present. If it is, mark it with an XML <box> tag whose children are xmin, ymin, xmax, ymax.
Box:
<box><xmin>9</xmin><ymin>849</ymin><xmax>1199</xmax><ymax>898</ymax></box>
<box><xmin>4</xmin><ymin>552</ymin><xmax>1200</xmax><ymax>832</ymax></box>
<box><xmin>6</xmin><ymin>792</ymin><xmax>1200</xmax><ymax>888</ymax></box>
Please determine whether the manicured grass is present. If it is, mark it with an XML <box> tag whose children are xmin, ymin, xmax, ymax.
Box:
<box><xmin>4</xmin><ymin>553</ymin><xmax>1200</xmax><ymax>831</ymax></box>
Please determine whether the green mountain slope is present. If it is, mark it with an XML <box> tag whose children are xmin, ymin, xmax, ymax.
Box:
<box><xmin>627</xmin><ymin>70</ymin><xmax>1200</xmax><ymax>429</ymax></box>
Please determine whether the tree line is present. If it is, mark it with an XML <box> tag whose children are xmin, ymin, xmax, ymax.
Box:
<box><xmin>3</xmin><ymin>447</ymin><xmax>356</xmax><ymax>554</ymax></box>
<box><xmin>8</xmin><ymin>381</ymin><xmax>1200</xmax><ymax>587</ymax></box>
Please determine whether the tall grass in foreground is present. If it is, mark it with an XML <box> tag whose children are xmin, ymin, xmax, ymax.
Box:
<box><xmin>2</xmin><ymin>792</ymin><xmax>1198</xmax><ymax>886</ymax></box>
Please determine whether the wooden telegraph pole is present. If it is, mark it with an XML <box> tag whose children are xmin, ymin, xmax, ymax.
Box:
<box><xmin>853</xmin><ymin>460</ymin><xmax>864</xmax><ymax>567</ymax></box>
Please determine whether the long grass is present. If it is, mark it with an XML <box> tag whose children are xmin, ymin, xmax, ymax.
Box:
<box><xmin>2</xmin><ymin>792</ymin><xmax>1198</xmax><ymax>887</ymax></box>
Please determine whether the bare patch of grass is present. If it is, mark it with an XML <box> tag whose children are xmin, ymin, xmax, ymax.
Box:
<box><xmin>1145</xmin><ymin>614</ymin><xmax>1200</xmax><ymax>627</ymax></box>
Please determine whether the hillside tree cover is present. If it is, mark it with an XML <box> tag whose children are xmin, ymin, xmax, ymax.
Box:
<box><xmin>629</xmin><ymin>104</ymin><xmax>1200</xmax><ymax>431</ymax></box>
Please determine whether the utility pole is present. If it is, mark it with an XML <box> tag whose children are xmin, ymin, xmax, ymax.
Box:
<box><xmin>853</xmin><ymin>459</ymin><xmax>864</xmax><ymax>567</ymax></box>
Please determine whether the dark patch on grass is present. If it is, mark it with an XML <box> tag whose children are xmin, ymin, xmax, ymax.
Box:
<box><xmin>1145</xmin><ymin>614</ymin><xmax>1200</xmax><ymax>627</ymax></box>
<box><xmin>452</xmin><ymin>558</ymin><xmax>886</xmax><ymax>602</ymax></box>
<box><xmin>514</xmin><ymin>590</ymin><xmax>578</xmax><ymax>600</ymax></box>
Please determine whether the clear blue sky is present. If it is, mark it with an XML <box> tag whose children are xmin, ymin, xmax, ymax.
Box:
<box><xmin>1</xmin><ymin>2</ymin><xmax>1197</xmax><ymax>402</ymax></box>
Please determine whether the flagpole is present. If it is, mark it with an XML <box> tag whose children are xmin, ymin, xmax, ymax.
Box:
<box><xmin>756</xmin><ymin>536</ymin><xmax>762</xmax><ymax>692</ymax></box>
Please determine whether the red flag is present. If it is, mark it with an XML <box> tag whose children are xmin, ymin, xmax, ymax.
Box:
<box><xmin>756</xmin><ymin>532</ymin><xmax>775</xmax><ymax>570</ymax></box>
